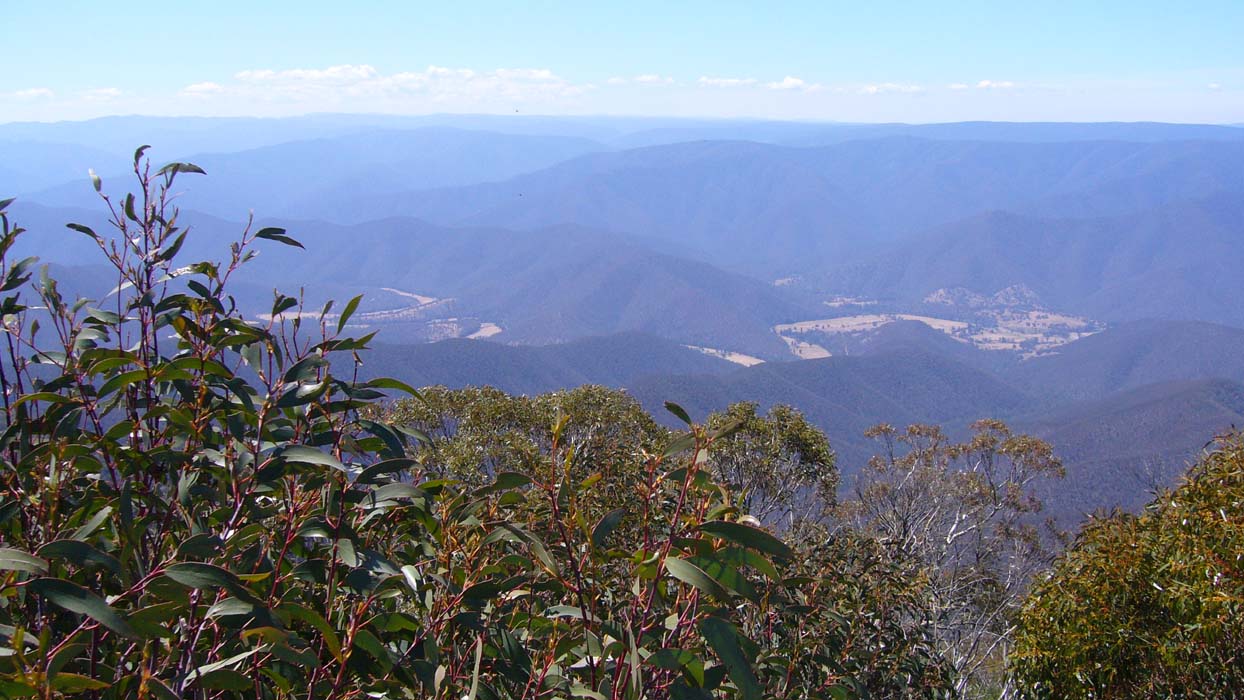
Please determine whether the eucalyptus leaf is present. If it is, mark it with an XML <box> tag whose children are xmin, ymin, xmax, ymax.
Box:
<box><xmin>28</xmin><ymin>578</ymin><xmax>137</xmax><ymax>638</ymax></box>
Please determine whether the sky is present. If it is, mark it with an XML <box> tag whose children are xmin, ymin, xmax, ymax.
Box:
<box><xmin>4</xmin><ymin>0</ymin><xmax>1243</xmax><ymax>124</ymax></box>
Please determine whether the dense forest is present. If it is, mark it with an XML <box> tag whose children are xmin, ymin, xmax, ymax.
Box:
<box><xmin>0</xmin><ymin>152</ymin><xmax>1240</xmax><ymax>699</ymax></box>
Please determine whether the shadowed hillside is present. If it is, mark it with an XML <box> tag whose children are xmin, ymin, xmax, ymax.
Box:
<box><xmin>825</xmin><ymin>196</ymin><xmax>1244</xmax><ymax>327</ymax></box>
<box><xmin>1020</xmin><ymin>378</ymin><xmax>1244</xmax><ymax>519</ymax></box>
<box><xmin>350</xmin><ymin>332</ymin><xmax>737</xmax><ymax>394</ymax></box>
<box><xmin>1012</xmin><ymin>320</ymin><xmax>1244</xmax><ymax>403</ymax></box>
<box><xmin>326</xmin><ymin>138</ymin><xmax>1244</xmax><ymax>277</ymax></box>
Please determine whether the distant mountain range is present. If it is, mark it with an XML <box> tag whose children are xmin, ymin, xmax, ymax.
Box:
<box><xmin>308</xmin><ymin>137</ymin><xmax>1244</xmax><ymax>277</ymax></box>
<box><xmin>6</xmin><ymin>114</ymin><xmax>1244</xmax><ymax>521</ymax></box>
<box><xmin>826</xmin><ymin>195</ymin><xmax>1244</xmax><ymax>326</ymax></box>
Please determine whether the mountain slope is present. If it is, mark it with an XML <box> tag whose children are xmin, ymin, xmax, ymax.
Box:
<box><xmin>26</xmin><ymin>128</ymin><xmax>608</xmax><ymax>218</ymax></box>
<box><xmin>0</xmin><ymin>140</ymin><xmax>124</xmax><ymax>196</ymax></box>
<box><xmin>353</xmin><ymin>332</ymin><xmax>737</xmax><ymax>395</ymax></box>
<box><xmin>826</xmin><ymin>195</ymin><xmax>1244</xmax><ymax>326</ymax></box>
<box><xmin>332</xmin><ymin>137</ymin><xmax>1244</xmax><ymax>276</ymax></box>
<box><xmin>1011</xmin><ymin>320</ymin><xmax>1244</xmax><ymax>403</ymax></box>
<box><xmin>9</xmin><ymin>203</ymin><xmax>808</xmax><ymax>357</ymax></box>
<box><xmin>1020</xmin><ymin>379</ymin><xmax>1244</xmax><ymax>519</ymax></box>
<box><xmin>240</xmin><ymin>216</ymin><xmax>809</xmax><ymax>355</ymax></box>
<box><xmin>628</xmin><ymin>349</ymin><xmax>1031</xmax><ymax>472</ymax></box>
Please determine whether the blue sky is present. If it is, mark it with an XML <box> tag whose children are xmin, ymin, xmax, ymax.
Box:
<box><xmin>4</xmin><ymin>1</ymin><xmax>1242</xmax><ymax>123</ymax></box>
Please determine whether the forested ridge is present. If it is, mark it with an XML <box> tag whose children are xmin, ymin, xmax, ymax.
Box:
<box><xmin>0</xmin><ymin>150</ymin><xmax>1239</xmax><ymax>699</ymax></box>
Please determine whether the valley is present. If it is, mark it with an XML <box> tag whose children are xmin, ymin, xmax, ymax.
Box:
<box><xmin>6</xmin><ymin>114</ymin><xmax>1244</xmax><ymax>521</ymax></box>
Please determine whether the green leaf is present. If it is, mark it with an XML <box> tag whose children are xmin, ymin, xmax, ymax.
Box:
<box><xmin>186</xmin><ymin>647</ymin><xmax>265</xmax><ymax>684</ymax></box>
<box><xmin>699</xmin><ymin>617</ymin><xmax>761</xmax><ymax>700</ymax></box>
<box><xmin>715</xmin><ymin>546</ymin><xmax>781</xmax><ymax>583</ymax></box>
<box><xmin>687</xmin><ymin>556</ymin><xmax>758</xmax><ymax>602</ymax></box>
<box><xmin>664</xmin><ymin>400</ymin><xmax>693</xmax><ymax>426</ymax></box>
<box><xmin>493</xmin><ymin>471</ymin><xmax>533</xmax><ymax>490</ymax></box>
<box><xmin>28</xmin><ymin>578</ymin><xmax>137</xmax><ymax>638</ymax></box>
<box><xmin>363</xmin><ymin>377</ymin><xmax>423</xmax><ymax>398</ymax></box>
<box><xmin>648</xmin><ymin>647</ymin><xmax>699</xmax><ymax>671</ymax></box>
<box><xmin>544</xmin><ymin>605</ymin><xmax>586</xmax><ymax>620</ymax></box>
<box><xmin>670</xmin><ymin>682</ymin><xmax>713</xmax><ymax>700</ymax></box>
<box><xmin>663</xmin><ymin>432</ymin><xmax>696</xmax><ymax>458</ymax></box>
<box><xmin>355</xmin><ymin>457</ymin><xmax>416</xmax><ymax>485</ymax></box>
<box><xmin>337</xmin><ymin>294</ymin><xmax>362</xmax><ymax>332</ymax></box>
<box><xmin>14</xmin><ymin>391</ymin><xmax>75</xmax><ymax>407</ymax></box>
<box><xmin>37</xmin><ymin>540</ymin><xmax>121</xmax><ymax>575</ymax></box>
<box><xmin>282</xmin><ymin>603</ymin><xmax>343</xmax><ymax>661</ymax></box>
<box><xmin>156</xmin><ymin>161</ymin><xmax>206</xmax><ymax>177</ymax></box>
<box><xmin>646</xmin><ymin>651</ymin><xmax>706</xmax><ymax>686</ymax></box>
<box><xmin>126</xmin><ymin>602</ymin><xmax>182</xmax><ymax>639</ymax></box>
<box><xmin>144</xmin><ymin>678</ymin><xmax>181</xmax><ymax>700</ymax></box>
<box><xmin>69</xmin><ymin>506</ymin><xmax>113</xmax><ymax>541</ymax></box>
<box><xmin>255</xmin><ymin>227</ymin><xmax>304</xmax><ymax>249</ymax></box>
<box><xmin>280</xmin><ymin>445</ymin><xmax>347</xmax><ymax>473</ymax></box>
<box><xmin>0</xmin><ymin>679</ymin><xmax>37</xmax><ymax>698</ymax></box>
<box><xmin>97</xmin><ymin>369</ymin><xmax>148</xmax><ymax>398</ymax></box>
<box><xmin>154</xmin><ymin>230</ymin><xmax>188</xmax><ymax>263</ymax></box>
<box><xmin>271</xmin><ymin>294</ymin><xmax>298</xmax><ymax>317</ymax></box>
<box><xmin>195</xmin><ymin>670</ymin><xmax>252</xmax><ymax>691</ymax></box>
<box><xmin>709</xmin><ymin>418</ymin><xmax>746</xmax><ymax>441</ymax></box>
<box><xmin>698</xmin><ymin>520</ymin><xmax>794</xmax><ymax>561</ymax></box>
<box><xmin>665</xmin><ymin>556</ymin><xmax>730</xmax><ymax>601</ymax></box>
<box><xmin>365</xmin><ymin>482</ymin><xmax>426</xmax><ymax>505</ymax></box>
<box><xmin>165</xmin><ymin>562</ymin><xmax>262</xmax><ymax>604</ymax></box>
<box><xmin>66</xmin><ymin>223</ymin><xmax>99</xmax><ymax>240</ymax></box>
<box><xmin>358</xmin><ymin>419</ymin><xmax>406</xmax><ymax>458</ymax></box>
<box><xmin>49</xmin><ymin>674</ymin><xmax>110</xmax><ymax>692</ymax></box>
<box><xmin>352</xmin><ymin>628</ymin><xmax>393</xmax><ymax>668</ymax></box>
<box><xmin>591</xmin><ymin>508</ymin><xmax>626</xmax><ymax>549</ymax></box>
<box><xmin>283</xmin><ymin>355</ymin><xmax>328</xmax><ymax>383</ymax></box>
<box><xmin>206</xmin><ymin>597</ymin><xmax>260</xmax><ymax>618</ymax></box>
<box><xmin>0</xmin><ymin>548</ymin><xmax>48</xmax><ymax>574</ymax></box>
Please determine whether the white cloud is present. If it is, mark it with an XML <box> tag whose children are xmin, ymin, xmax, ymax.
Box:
<box><xmin>976</xmin><ymin>79</ymin><xmax>1016</xmax><ymax>89</ymax></box>
<box><xmin>180</xmin><ymin>82</ymin><xmax>223</xmax><ymax>97</ymax></box>
<box><xmin>860</xmin><ymin>83</ymin><xmax>924</xmax><ymax>95</ymax></box>
<box><xmin>698</xmin><ymin>76</ymin><xmax>757</xmax><ymax>88</ymax></box>
<box><xmin>81</xmin><ymin>87</ymin><xmax>122</xmax><ymax>101</ymax></box>
<box><xmin>235</xmin><ymin>64</ymin><xmax>381</xmax><ymax>83</ymax></box>
<box><xmin>1208</xmin><ymin>82</ymin><xmax>1222</xmax><ymax>90</ymax></box>
<box><xmin>11</xmin><ymin>87</ymin><xmax>54</xmax><ymax>100</ymax></box>
<box><xmin>765</xmin><ymin>76</ymin><xmax>824</xmax><ymax>92</ymax></box>
<box><xmin>609</xmin><ymin>74</ymin><xmax>677</xmax><ymax>86</ymax></box>
<box><xmin>493</xmin><ymin>68</ymin><xmax>554</xmax><ymax>81</ymax></box>
<box><xmin>212</xmin><ymin>63</ymin><xmax>588</xmax><ymax>105</ymax></box>
<box><xmin>766</xmin><ymin>76</ymin><xmax>805</xmax><ymax>90</ymax></box>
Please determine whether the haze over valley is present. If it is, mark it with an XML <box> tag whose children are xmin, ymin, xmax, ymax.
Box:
<box><xmin>6</xmin><ymin>114</ymin><xmax>1244</xmax><ymax>521</ymax></box>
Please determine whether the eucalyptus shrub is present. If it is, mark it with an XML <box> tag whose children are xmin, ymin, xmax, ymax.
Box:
<box><xmin>1011</xmin><ymin>434</ymin><xmax>1244</xmax><ymax>698</ymax></box>
<box><xmin>387</xmin><ymin>390</ymin><xmax>956</xmax><ymax>699</ymax></box>
<box><xmin>0</xmin><ymin>151</ymin><xmax>864</xmax><ymax>698</ymax></box>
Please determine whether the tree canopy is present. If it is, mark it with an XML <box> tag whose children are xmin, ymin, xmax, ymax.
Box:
<box><xmin>1011</xmin><ymin>434</ymin><xmax>1244</xmax><ymax>698</ymax></box>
